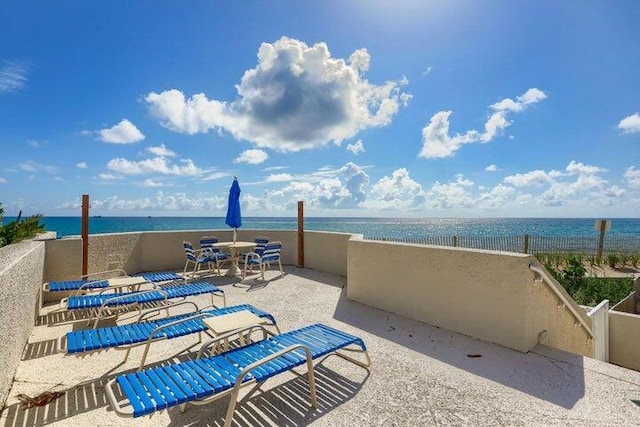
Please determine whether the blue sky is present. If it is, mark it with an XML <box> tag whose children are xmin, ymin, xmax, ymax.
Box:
<box><xmin>1</xmin><ymin>1</ymin><xmax>639</xmax><ymax>218</ymax></box>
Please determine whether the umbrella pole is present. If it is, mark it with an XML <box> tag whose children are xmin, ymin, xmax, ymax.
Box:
<box><xmin>233</xmin><ymin>229</ymin><xmax>237</xmax><ymax>244</ymax></box>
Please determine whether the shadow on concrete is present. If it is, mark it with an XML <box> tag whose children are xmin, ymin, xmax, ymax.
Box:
<box><xmin>332</xmin><ymin>288</ymin><xmax>586</xmax><ymax>409</ymax></box>
<box><xmin>0</xmin><ymin>377</ymin><xmax>110</xmax><ymax>427</ymax></box>
<box><xmin>166</xmin><ymin>363</ymin><xmax>369</xmax><ymax>427</ymax></box>
<box><xmin>22</xmin><ymin>339</ymin><xmax>59</xmax><ymax>360</ymax></box>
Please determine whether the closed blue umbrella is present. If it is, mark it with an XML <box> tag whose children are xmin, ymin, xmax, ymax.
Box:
<box><xmin>225</xmin><ymin>177</ymin><xmax>242</xmax><ymax>243</ymax></box>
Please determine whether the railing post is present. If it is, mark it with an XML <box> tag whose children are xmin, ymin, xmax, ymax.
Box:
<box><xmin>297</xmin><ymin>201</ymin><xmax>304</xmax><ymax>268</ymax></box>
<box><xmin>524</xmin><ymin>234</ymin><xmax>530</xmax><ymax>254</ymax></box>
<box><xmin>452</xmin><ymin>236</ymin><xmax>458</xmax><ymax>247</ymax></box>
<box><xmin>596</xmin><ymin>220</ymin><xmax>607</xmax><ymax>264</ymax></box>
<box><xmin>81</xmin><ymin>194</ymin><xmax>89</xmax><ymax>276</ymax></box>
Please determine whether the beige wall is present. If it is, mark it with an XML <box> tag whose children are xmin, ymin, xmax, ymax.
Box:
<box><xmin>347</xmin><ymin>236</ymin><xmax>593</xmax><ymax>356</ymax></box>
<box><xmin>0</xmin><ymin>240</ymin><xmax>45</xmax><ymax>406</ymax></box>
<box><xmin>609</xmin><ymin>310</ymin><xmax>640</xmax><ymax>371</ymax></box>
<box><xmin>304</xmin><ymin>231</ymin><xmax>358</xmax><ymax>276</ymax></box>
<box><xmin>42</xmin><ymin>229</ymin><xmax>353</xmax><ymax>284</ymax></box>
<box><xmin>42</xmin><ymin>229</ymin><xmax>306</xmax><ymax>283</ymax></box>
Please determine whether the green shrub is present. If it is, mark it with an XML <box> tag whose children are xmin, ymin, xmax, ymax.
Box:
<box><xmin>544</xmin><ymin>260</ymin><xmax>633</xmax><ymax>306</ymax></box>
<box><xmin>606</xmin><ymin>253</ymin><xmax>620</xmax><ymax>268</ymax></box>
<box><xmin>0</xmin><ymin>204</ymin><xmax>45</xmax><ymax>248</ymax></box>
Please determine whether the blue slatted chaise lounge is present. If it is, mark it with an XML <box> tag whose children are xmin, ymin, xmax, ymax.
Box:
<box><xmin>105</xmin><ymin>323</ymin><xmax>371</xmax><ymax>427</ymax></box>
<box><xmin>60</xmin><ymin>303</ymin><xmax>279</xmax><ymax>370</ymax></box>
<box><xmin>43</xmin><ymin>269</ymin><xmax>133</xmax><ymax>293</ymax></box>
<box><xmin>61</xmin><ymin>281</ymin><xmax>226</xmax><ymax>327</ymax></box>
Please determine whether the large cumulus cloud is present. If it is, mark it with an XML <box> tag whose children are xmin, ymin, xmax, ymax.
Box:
<box><xmin>146</xmin><ymin>37</ymin><xmax>410</xmax><ymax>152</ymax></box>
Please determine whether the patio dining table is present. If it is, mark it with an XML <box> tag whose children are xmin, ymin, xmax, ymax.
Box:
<box><xmin>214</xmin><ymin>241</ymin><xmax>256</xmax><ymax>277</ymax></box>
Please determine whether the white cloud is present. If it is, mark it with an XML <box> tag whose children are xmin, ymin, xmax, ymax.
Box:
<box><xmin>0</xmin><ymin>60</ymin><xmax>28</xmax><ymax>93</ymax></box>
<box><xmin>146</xmin><ymin>37</ymin><xmax>410</xmax><ymax>152</ymax></box>
<box><xmin>27</xmin><ymin>139</ymin><xmax>46</xmax><ymax>147</ymax></box>
<box><xmin>364</xmin><ymin>168</ymin><xmax>425</xmax><ymax>210</ymax></box>
<box><xmin>419</xmin><ymin>88</ymin><xmax>546</xmax><ymax>158</ymax></box>
<box><xmin>485</xmin><ymin>164</ymin><xmax>497</xmax><ymax>172</ymax></box>
<box><xmin>265</xmin><ymin>173</ymin><xmax>293</xmax><ymax>182</ymax></box>
<box><xmin>263</xmin><ymin>166</ymin><xmax>288</xmax><ymax>172</ymax></box>
<box><xmin>98</xmin><ymin>173</ymin><xmax>122</xmax><ymax>181</ymax></box>
<box><xmin>107</xmin><ymin>157</ymin><xmax>201</xmax><ymax>176</ymax></box>
<box><xmin>141</xmin><ymin>179</ymin><xmax>164</xmax><ymax>187</ymax></box>
<box><xmin>234</xmin><ymin>149</ymin><xmax>269</xmax><ymax>164</ymax></box>
<box><xmin>17</xmin><ymin>161</ymin><xmax>58</xmax><ymax>174</ymax></box>
<box><xmin>618</xmin><ymin>113</ymin><xmax>640</xmax><ymax>134</ymax></box>
<box><xmin>147</xmin><ymin>144</ymin><xmax>176</xmax><ymax>157</ymax></box>
<box><xmin>427</xmin><ymin>175</ymin><xmax>475</xmax><ymax>209</ymax></box>
<box><xmin>346</xmin><ymin>139</ymin><xmax>365</xmax><ymax>155</ymax></box>
<box><xmin>565</xmin><ymin>160</ymin><xmax>604</xmax><ymax>175</ymax></box>
<box><xmin>625</xmin><ymin>166</ymin><xmax>640</xmax><ymax>190</ymax></box>
<box><xmin>420</xmin><ymin>66</ymin><xmax>432</xmax><ymax>78</ymax></box>
<box><xmin>83</xmin><ymin>191</ymin><xmax>227</xmax><ymax>212</ymax></box>
<box><xmin>476</xmin><ymin>184</ymin><xmax>516</xmax><ymax>208</ymax></box>
<box><xmin>201</xmin><ymin>171</ymin><xmax>232</xmax><ymax>181</ymax></box>
<box><xmin>76</xmin><ymin>162</ymin><xmax>88</xmax><ymax>169</ymax></box>
<box><xmin>503</xmin><ymin>170</ymin><xmax>552</xmax><ymax>187</ymax></box>
<box><xmin>99</xmin><ymin>119</ymin><xmax>145</xmax><ymax>144</ymax></box>
<box><xmin>0</xmin><ymin>177</ymin><xmax>7</xmax><ymax>183</ymax></box>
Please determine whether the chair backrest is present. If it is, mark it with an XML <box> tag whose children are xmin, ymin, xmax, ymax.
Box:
<box><xmin>261</xmin><ymin>241</ymin><xmax>281</xmax><ymax>262</ymax></box>
<box><xmin>254</xmin><ymin>236</ymin><xmax>269</xmax><ymax>255</ymax></box>
<box><xmin>200</xmin><ymin>236</ymin><xmax>221</xmax><ymax>254</ymax></box>
<box><xmin>183</xmin><ymin>241</ymin><xmax>196</xmax><ymax>262</ymax></box>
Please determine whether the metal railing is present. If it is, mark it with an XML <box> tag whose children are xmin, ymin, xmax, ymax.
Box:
<box><xmin>370</xmin><ymin>234</ymin><xmax>640</xmax><ymax>257</ymax></box>
<box><xmin>529</xmin><ymin>263</ymin><xmax>595</xmax><ymax>340</ymax></box>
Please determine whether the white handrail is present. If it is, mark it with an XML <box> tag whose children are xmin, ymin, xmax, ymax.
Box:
<box><xmin>529</xmin><ymin>263</ymin><xmax>595</xmax><ymax>340</ymax></box>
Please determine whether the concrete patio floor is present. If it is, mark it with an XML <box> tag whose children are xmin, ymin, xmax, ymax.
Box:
<box><xmin>2</xmin><ymin>266</ymin><xmax>640</xmax><ymax>426</ymax></box>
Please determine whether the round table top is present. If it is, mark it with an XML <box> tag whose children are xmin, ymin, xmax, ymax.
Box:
<box><xmin>213</xmin><ymin>241</ymin><xmax>256</xmax><ymax>249</ymax></box>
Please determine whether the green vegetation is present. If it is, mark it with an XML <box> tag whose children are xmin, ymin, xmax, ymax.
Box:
<box><xmin>0</xmin><ymin>204</ymin><xmax>46</xmax><ymax>248</ymax></box>
<box><xmin>542</xmin><ymin>254</ymin><xmax>634</xmax><ymax>306</ymax></box>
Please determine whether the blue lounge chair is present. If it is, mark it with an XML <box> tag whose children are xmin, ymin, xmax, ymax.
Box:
<box><xmin>60</xmin><ymin>303</ymin><xmax>278</xmax><ymax>370</ymax></box>
<box><xmin>60</xmin><ymin>282</ymin><xmax>225</xmax><ymax>327</ymax></box>
<box><xmin>243</xmin><ymin>241</ymin><xmax>283</xmax><ymax>280</ymax></box>
<box><xmin>105</xmin><ymin>323</ymin><xmax>370</xmax><ymax>426</ymax></box>
<box><xmin>43</xmin><ymin>270</ymin><xmax>182</xmax><ymax>293</ymax></box>
<box><xmin>43</xmin><ymin>269</ymin><xmax>130</xmax><ymax>293</ymax></box>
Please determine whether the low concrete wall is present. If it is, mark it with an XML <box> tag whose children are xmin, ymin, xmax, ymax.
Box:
<box><xmin>42</xmin><ymin>229</ymin><xmax>352</xmax><ymax>287</ymax></box>
<box><xmin>0</xmin><ymin>240</ymin><xmax>45</xmax><ymax>406</ymax></box>
<box><xmin>609</xmin><ymin>310</ymin><xmax>640</xmax><ymax>371</ymax></box>
<box><xmin>304</xmin><ymin>231</ymin><xmax>358</xmax><ymax>276</ymax></box>
<box><xmin>347</xmin><ymin>236</ymin><xmax>593</xmax><ymax>356</ymax></box>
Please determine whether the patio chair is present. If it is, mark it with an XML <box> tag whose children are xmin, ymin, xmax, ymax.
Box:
<box><xmin>105</xmin><ymin>323</ymin><xmax>371</xmax><ymax>426</ymax></box>
<box><xmin>199</xmin><ymin>236</ymin><xmax>230</xmax><ymax>275</ymax></box>
<box><xmin>240</xmin><ymin>236</ymin><xmax>269</xmax><ymax>273</ymax></box>
<box><xmin>243</xmin><ymin>241</ymin><xmax>283</xmax><ymax>280</ymax></box>
<box><xmin>183</xmin><ymin>241</ymin><xmax>216</xmax><ymax>277</ymax></box>
<box><xmin>60</xmin><ymin>303</ymin><xmax>279</xmax><ymax>370</ymax></box>
<box><xmin>60</xmin><ymin>281</ymin><xmax>225</xmax><ymax>327</ymax></box>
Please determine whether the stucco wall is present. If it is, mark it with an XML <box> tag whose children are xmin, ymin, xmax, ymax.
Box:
<box><xmin>347</xmin><ymin>236</ymin><xmax>593</xmax><ymax>356</ymax></box>
<box><xmin>609</xmin><ymin>310</ymin><xmax>640</xmax><ymax>371</ymax></box>
<box><xmin>304</xmin><ymin>231</ymin><xmax>357</xmax><ymax>276</ymax></box>
<box><xmin>42</xmin><ymin>229</ymin><xmax>304</xmax><ymax>285</ymax></box>
<box><xmin>0</xmin><ymin>240</ymin><xmax>45</xmax><ymax>406</ymax></box>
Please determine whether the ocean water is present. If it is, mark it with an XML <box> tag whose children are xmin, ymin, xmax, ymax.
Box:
<box><xmin>5</xmin><ymin>216</ymin><xmax>639</xmax><ymax>239</ymax></box>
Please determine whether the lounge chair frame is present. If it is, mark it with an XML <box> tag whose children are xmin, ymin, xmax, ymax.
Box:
<box><xmin>60</xmin><ymin>280</ymin><xmax>226</xmax><ymax>328</ymax></box>
<box><xmin>105</xmin><ymin>323</ymin><xmax>370</xmax><ymax>427</ymax></box>
<box><xmin>59</xmin><ymin>302</ymin><xmax>279</xmax><ymax>370</ymax></box>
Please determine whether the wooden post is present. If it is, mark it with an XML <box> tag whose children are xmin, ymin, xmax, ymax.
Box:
<box><xmin>297</xmin><ymin>201</ymin><xmax>304</xmax><ymax>268</ymax></box>
<box><xmin>452</xmin><ymin>236</ymin><xmax>458</xmax><ymax>247</ymax></box>
<box><xmin>81</xmin><ymin>194</ymin><xmax>89</xmax><ymax>276</ymax></box>
<box><xmin>596</xmin><ymin>219</ymin><xmax>607</xmax><ymax>264</ymax></box>
<box><xmin>523</xmin><ymin>234</ymin><xmax>530</xmax><ymax>254</ymax></box>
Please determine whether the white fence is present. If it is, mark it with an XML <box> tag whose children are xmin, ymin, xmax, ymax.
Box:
<box><xmin>587</xmin><ymin>300</ymin><xmax>609</xmax><ymax>362</ymax></box>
